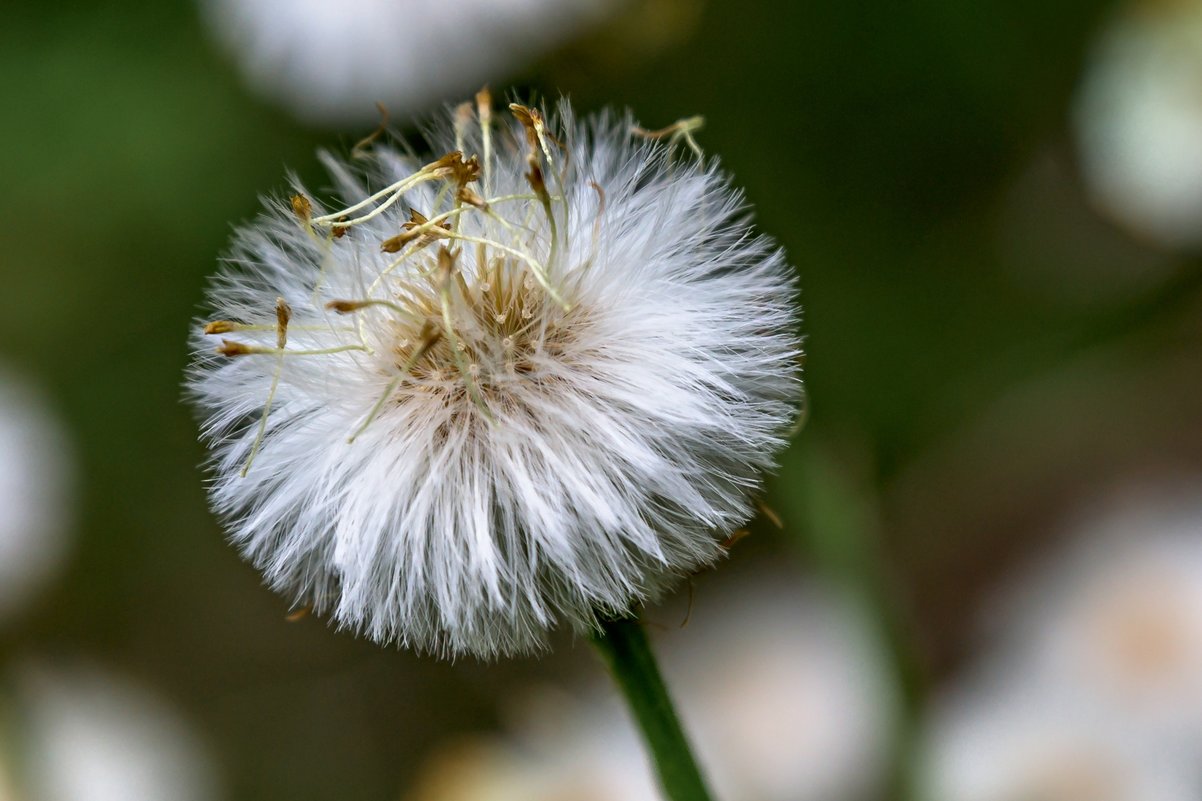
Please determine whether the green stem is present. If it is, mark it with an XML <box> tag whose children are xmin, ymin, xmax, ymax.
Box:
<box><xmin>590</xmin><ymin>616</ymin><xmax>715</xmax><ymax>801</ymax></box>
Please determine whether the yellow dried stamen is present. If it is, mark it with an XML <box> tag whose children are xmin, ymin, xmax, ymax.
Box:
<box><xmin>275</xmin><ymin>298</ymin><xmax>291</xmax><ymax>349</ymax></box>
<box><xmin>524</xmin><ymin>157</ymin><xmax>561</xmax><ymax>277</ymax></box>
<box><xmin>438</xmin><ymin>229</ymin><xmax>569</xmax><ymax>311</ymax></box>
<box><xmin>326</xmin><ymin>297</ymin><xmax>419</xmax><ymax>321</ymax></box>
<box><xmin>632</xmin><ymin>115</ymin><xmax>706</xmax><ymax>158</ymax></box>
<box><xmin>351</xmin><ymin>102</ymin><xmax>390</xmax><ymax>160</ymax></box>
<box><xmin>285</xmin><ymin>605</ymin><xmax>312</xmax><ymax>622</ymax></box>
<box><xmin>509</xmin><ymin>103</ymin><xmax>560</xmax><ymax>167</ymax></box>
<box><xmin>253</xmin><ymin>105</ymin><xmax>590</xmax><ymax>452</ymax></box>
<box><xmin>216</xmin><ymin>342</ymin><xmax>367</xmax><ymax>358</ymax></box>
<box><xmin>291</xmin><ymin>194</ymin><xmax>313</xmax><ymax>224</ymax></box>
<box><xmin>310</xmin><ymin>153</ymin><xmax>468</xmax><ymax>229</ymax></box>
<box><xmin>454</xmin><ymin>101</ymin><xmax>473</xmax><ymax>154</ymax></box>
<box><xmin>720</xmin><ymin>528</ymin><xmax>751</xmax><ymax>551</ymax></box>
<box><xmin>508</xmin><ymin>104</ymin><xmax>564</xmax><ymax>281</ymax></box>
<box><xmin>217</xmin><ymin>339</ymin><xmax>255</xmax><ymax>357</ymax></box>
<box><xmin>381</xmin><ymin>209</ymin><xmax>453</xmax><ymax>253</ymax></box>
<box><xmin>457</xmin><ymin>187</ymin><xmax>488</xmax><ymax>210</ymax></box>
<box><xmin>361</xmin><ymin>191</ymin><xmax>561</xmax><ymax>304</ymax></box>
<box><xmin>589</xmin><ymin>180</ymin><xmax>607</xmax><ymax>253</ymax></box>
<box><xmin>756</xmin><ymin>500</ymin><xmax>783</xmax><ymax>529</ymax></box>
<box><xmin>239</xmin><ymin>297</ymin><xmax>292</xmax><ymax>477</ymax></box>
<box><xmin>204</xmin><ymin>320</ymin><xmax>238</xmax><ymax>335</ymax></box>
<box><xmin>217</xmin><ymin>324</ymin><xmax>373</xmax><ymax>472</ymax></box>
<box><xmin>326</xmin><ymin>299</ymin><xmax>369</xmax><ymax>314</ymax></box>
<box><xmin>510</xmin><ymin>103</ymin><xmax>541</xmax><ymax>152</ymax></box>
<box><xmin>205</xmin><ymin>321</ymin><xmax>351</xmax><ymax>334</ymax></box>
<box><xmin>429</xmin><ymin>151</ymin><xmax>480</xmax><ymax>187</ymax></box>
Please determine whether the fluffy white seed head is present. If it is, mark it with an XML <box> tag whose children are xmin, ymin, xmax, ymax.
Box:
<box><xmin>188</xmin><ymin>97</ymin><xmax>802</xmax><ymax>657</ymax></box>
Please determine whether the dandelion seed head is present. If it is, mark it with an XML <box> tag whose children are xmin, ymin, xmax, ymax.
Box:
<box><xmin>187</xmin><ymin>97</ymin><xmax>802</xmax><ymax>657</ymax></box>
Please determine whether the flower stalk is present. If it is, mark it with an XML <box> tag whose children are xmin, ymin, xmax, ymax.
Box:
<box><xmin>590</xmin><ymin>616</ymin><xmax>715</xmax><ymax>801</ymax></box>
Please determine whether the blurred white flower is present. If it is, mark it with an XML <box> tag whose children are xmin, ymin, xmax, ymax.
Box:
<box><xmin>983</xmin><ymin>484</ymin><xmax>1202</xmax><ymax>748</ymax></box>
<box><xmin>920</xmin><ymin>667</ymin><xmax>1198</xmax><ymax>801</ymax></box>
<box><xmin>0</xmin><ymin>751</ymin><xmax>15</xmax><ymax>801</ymax></box>
<box><xmin>665</xmin><ymin>576</ymin><xmax>896</xmax><ymax>801</ymax></box>
<box><xmin>406</xmin><ymin>573</ymin><xmax>896</xmax><ymax>801</ymax></box>
<box><xmin>199</xmin><ymin>0</ymin><xmax>618</xmax><ymax>125</ymax></box>
<box><xmin>188</xmin><ymin>98</ymin><xmax>801</xmax><ymax>657</ymax></box>
<box><xmin>921</xmin><ymin>483</ymin><xmax>1202</xmax><ymax>801</ymax></box>
<box><xmin>407</xmin><ymin>730</ymin><xmax>659</xmax><ymax>801</ymax></box>
<box><xmin>0</xmin><ymin>367</ymin><xmax>73</xmax><ymax>625</ymax></box>
<box><xmin>7</xmin><ymin>662</ymin><xmax>220</xmax><ymax>801</ymax></box>
<box><xmin>1074</xmin><ymin>0</ymin><xmax>1202</xmax><ymax>249</ymax></box>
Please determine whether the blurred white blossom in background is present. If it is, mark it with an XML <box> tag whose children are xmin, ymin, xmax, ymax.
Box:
<box><xmin>2</xmin><ymin>662</ymin><xmax>221</xmax><ymax>801</ymax></box>
<box><xmin>198</xmin><ymin>0</ymin><xmax>619</xmax><ymax>125</ymax></box>
<box><xmin>920</xmin><ymin>482</ymin><xmax>1202</xmax><ymax>800</ymax></box>
<box><xmin>407</xmin><ymin>572</ymin><xmax>896</xmax><ymax>801</ymax></box>
<box><xmin>0</xmin><ymin>367</ymin><xmax>73</xmax><ymax>626</ymax></box>
<box><xmin>0</xmin><ymin>751</ymin><xmax>15</xmax><ymax>801</ymax></box>
<box><xmin>920</xmin><ymin>665</ymin><xmax>1198</xmax><ymax>801</ymax></box>
<box><xmin>664</xmin><ymin>576</ymin><xmax>896</xmax><ymax>801</ymax></box>
<box><xmin>1074</xmin><ymin>0</ymin><xmax>1202</xmax><ymax>249</ymax></box>
<box><xmin>985</xmin><ymin>485</ymin><xmax>1202</xmax><ymax>748</ymax></box>
<box><xmin>406</xmin><ymin>722</ymin><xmax>660</xmax><ymax>801</ymax></box>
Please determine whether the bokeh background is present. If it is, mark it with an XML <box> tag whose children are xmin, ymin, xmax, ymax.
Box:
<box><xmin>4</xmin><ymin>0</ymin><xmax>1202</xmax><ymax>798</ymax></box>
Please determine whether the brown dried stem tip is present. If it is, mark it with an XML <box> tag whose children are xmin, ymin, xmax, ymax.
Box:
<box><xmin>290</xmin><ymin>194</ymin><xmax>313</xmax><ymax>224</ymax></box>
<box><xmin>326</xmin><ymin>299</ymin><xmax>369</xmax><ymax>314</ymax></box>
<box><xmin>381</xmin><ymin>209</ymin><xmax>452</xmax><ymax>253</ymax></box>
<box><xmin>430</xmin><ymin>151</ymin><xmax>480</xmax><ymax>187</ymax></box>
<box><xmin>632</xmin><ymin>116</ymin><xmax>706</xmax><ymax>158</ymax></box>
<box><xmin>275</xmin><ymin>297</ymin><xmax>291</xmax><ymax>349</ymax></box>
<box><xmin>216</xmin><ymin>340</ymin><xmax>254</xmax><ymax>357</ymax></box>
<box><xmin>352</xmin><ymin>102</ymin><xmax>391</xmax><ymax>160</ymax></box>
<box><xmin>203</xmin><ymin>320</ymin><xmax>238</xmax><ymax>335</ymax></box>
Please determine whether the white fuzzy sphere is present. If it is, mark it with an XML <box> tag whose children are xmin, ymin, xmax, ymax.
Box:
<box><xmin>188</xmin><ymin>99</ymin><xmax>802</xmax><ymax>657</ymax></box>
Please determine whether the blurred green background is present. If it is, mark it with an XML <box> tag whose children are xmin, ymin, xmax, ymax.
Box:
<box><xmin>4</xmin><ymin>0</ymin><xmax>1202</xmax><ymax>797</ymax></box>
